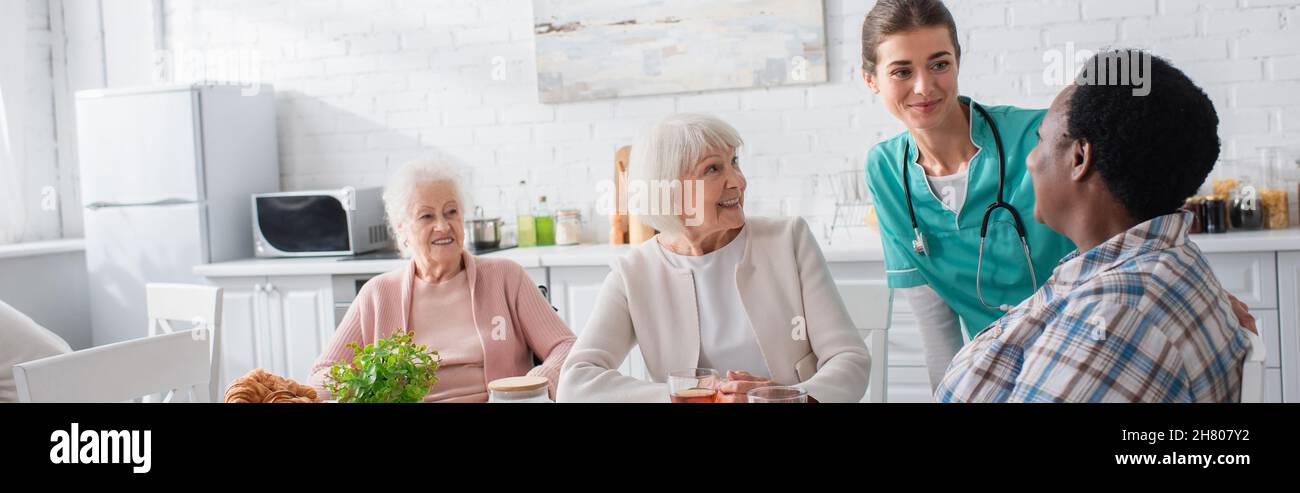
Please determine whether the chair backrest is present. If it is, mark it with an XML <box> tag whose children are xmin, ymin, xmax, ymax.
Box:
<box><xmin>13</xmin><ymin>330</ymin><xmax>212</xmax><ymax>403</ymax></box>
<box><xmin>1241</xmin><ymin>330</ymin><xmax>1267</xmax><ymax>403</ymax></box>
<box><xmin>146</xmin><ymin>283</ymin><xmax>222</xmax><ymax>401</ymax></box>
<box><xmin>834</xmin><ymin>280</ymin><xmax>892</xmax><ymax>403</ymax></box>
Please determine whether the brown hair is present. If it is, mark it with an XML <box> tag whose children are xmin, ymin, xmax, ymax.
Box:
<box><xmin>860</xmin><ymin>0</ymin><xmax>962</xmax><ymax>73</ymax></box>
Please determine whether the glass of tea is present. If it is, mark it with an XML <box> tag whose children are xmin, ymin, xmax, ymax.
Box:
<box><xmin>668</xmin><ymin>368</ymin><xmax>720</xmax><ymax>403</ymax></box>
<box><xmin>746</xmin><ymin>386</ymin><xmax>808</xmax><ymax>404</ymax></box>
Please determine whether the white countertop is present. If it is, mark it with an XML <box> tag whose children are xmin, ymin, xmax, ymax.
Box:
<box><xmin>194</xmin><ymin>233</ymin><xmax>888</xmax><ymax>277</ymax></box>
<box><xmin>1188</xmin><ymin>228</ymin><xmax>1300</xmax><ymax>253</ymax></box>
<box><xmin>193</xmin><ymin>227</ymin><xmax>1300</xmax><ymax>278</ymax></box>
<box><xmin>0</xmin><ymin>239</ymin><xmax>85</xmax><ymax>260</ymax></box>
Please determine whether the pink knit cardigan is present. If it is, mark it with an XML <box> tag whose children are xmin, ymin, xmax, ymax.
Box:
<box><xmin>307</xmin><ymin>251</ymin><xmax>576</xmax><ymax>400</ymax></box>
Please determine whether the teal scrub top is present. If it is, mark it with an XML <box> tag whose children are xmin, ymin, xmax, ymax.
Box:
<box><xmin>865</xmin><ymin>97</ymin><xmax>1077</xmax><ymax>338</ymax></box>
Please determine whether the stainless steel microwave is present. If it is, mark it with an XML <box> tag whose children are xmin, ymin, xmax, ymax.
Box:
<box><xmin>251</xmin><ymin>187</ymin><xmax>391</xmax><ymax>257</ymax></box>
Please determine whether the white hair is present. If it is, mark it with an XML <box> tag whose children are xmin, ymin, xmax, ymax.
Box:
<box><xmin>382</xmin><ymin>157</ymin><xmax>471</xmax><ymax>257</ymax></box>
<box><xmin>628</xmin><ymin>113</ymin><xmax>743</xmax><ymax>236</ymax></box>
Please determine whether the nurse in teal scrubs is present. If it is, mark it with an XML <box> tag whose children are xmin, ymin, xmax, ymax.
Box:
<box><xmin>858</xmin><ymin>0</ymin><xmax>1075</xmax><ymax>389</ymax></box>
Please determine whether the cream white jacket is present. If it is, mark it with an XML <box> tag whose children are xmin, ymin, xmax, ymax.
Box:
<box><xmin>558</xmin><ymin>217</ymin><xmax>871</xmax><ymax>403</ymax></box>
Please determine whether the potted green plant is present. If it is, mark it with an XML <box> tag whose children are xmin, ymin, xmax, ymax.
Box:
<box><xmin>325</xmin><ymin>330</ymin><xmax>440</xmax><ymax>403</ymax></box>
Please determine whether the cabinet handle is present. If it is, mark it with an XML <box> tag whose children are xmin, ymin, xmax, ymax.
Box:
<box><xmin>265</xmin><ymin>283</ymin><xmax>277</xmax><ymax>294</ymax></box>
<box><xmin>253</xmin><ymin>284</ymin><xmax>263</xmax><ymax>293</ymax></box>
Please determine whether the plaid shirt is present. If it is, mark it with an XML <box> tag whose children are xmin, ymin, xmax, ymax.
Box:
<box><xmin>936</xmin><ymin>212</ymin><xmax>1251</xmax><ymax>403</ymax></box>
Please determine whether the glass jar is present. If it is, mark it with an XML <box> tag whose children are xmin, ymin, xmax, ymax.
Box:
<box><xmin>555</xmin><ymin>209</ymin><xmax>583</xmax><ymax>246</ymax></box>
<box><xmin>1231</xmin><ymin>184</ymin><xmax>1264</xmax><ymax>230</ymax></box>
<box><xmin>1210</xmin><ymin>159</ymin><xmax>1258</xmax><ymax>231</ymax></box>
<box><xmin>1260</xmin><ymin>147</ymin><xmax>1290</xmax><ymax>230</ymax></box>
<box><xmin>1204</xmin><ymin>195</ymin><xmax>1230</xmax><ymax>234</ymax></box>
<box><xmin>1211</xmin><ymin>174</ymin><xmax>1241</xmax><ymax>199</ymax></box>
<box><xmin>1183</xmin><ymin>197</ymin><xmax>1204</xmax><ymax>234</ymax></box>
<box><xmin>488</xmin><ymin>376</ymin><xmax>551</xmax><ymax>403</ymax></box>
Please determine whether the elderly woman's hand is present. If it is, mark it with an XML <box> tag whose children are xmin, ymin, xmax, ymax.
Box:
<box><xmin>717</xmin><ymin>370</ymin><xmax>772</xmax><ymax>403</ymax></box>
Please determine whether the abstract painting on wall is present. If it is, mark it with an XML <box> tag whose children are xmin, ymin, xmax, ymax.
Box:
<box><xmin>532</xmin><ymin>0</ymin><xmax>827</xmax><ymax>103</ymax></box>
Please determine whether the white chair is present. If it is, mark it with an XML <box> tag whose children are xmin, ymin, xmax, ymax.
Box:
<box><xmin>13</xmin><ymin>330</ymin><xmax>212</xmax><ymax>403</ymax></box>
<box><xmin>1241</xmin><ymin>330</ymin><xmax>1267</xmax><ymax>403</ymax></box>
<box><xmin>834</xmin><ymin>280</ymin><xmax>893</xmax><ymax>403</ymax></box>
<box><xmin>146</xmin><ymin>283</ymin><xmax>223</xmax><ymax>401</ymax></box>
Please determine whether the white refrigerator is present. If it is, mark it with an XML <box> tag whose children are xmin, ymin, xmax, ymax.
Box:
<box><xmin>76</xmin><ymin>84</ymin><xmax>280</xmax><ymax>346</ymax></box>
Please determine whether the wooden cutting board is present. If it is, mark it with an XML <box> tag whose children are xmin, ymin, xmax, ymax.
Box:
<box><xmin>612</xmin><ymin>145</ymin><xmax>656</xmax><ymax>244</ymax></box>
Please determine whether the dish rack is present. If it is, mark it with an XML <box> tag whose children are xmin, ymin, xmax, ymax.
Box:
<box><xmin>825</xmin><ymin>169</ymin><xmax>872</xmax><ymax>243</ymax></box>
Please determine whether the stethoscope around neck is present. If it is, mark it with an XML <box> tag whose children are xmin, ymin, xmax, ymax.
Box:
<box><xmin>901</xmin><ymin>101</ymin><xmax>1038</xmax><ymax>312</ymax></box>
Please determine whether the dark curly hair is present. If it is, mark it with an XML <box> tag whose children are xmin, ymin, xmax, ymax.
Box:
<box><xmin>1066</xmin><ymin>50</ymin><xmax>1220</xmax><ymax>222</ymax></box>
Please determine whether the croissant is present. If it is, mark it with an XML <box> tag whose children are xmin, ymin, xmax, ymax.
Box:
<box><xmin>224</xmin><ymin>368</ymin><xmax>319</xmax><ymax>403</ymax></box>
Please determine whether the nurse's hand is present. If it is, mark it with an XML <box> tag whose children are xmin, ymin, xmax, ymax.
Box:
<box><xmin>1226</xmin><ymin>292</ymin><xmax>1257</xmax><ymax>335</ymax></box>
<box><xmin>718</xmin><ymin>370</ymin><xmax>771</xmax><ymax>403</ymax></box>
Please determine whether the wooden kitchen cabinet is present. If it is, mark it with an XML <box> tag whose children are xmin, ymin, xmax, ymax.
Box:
<box><xmin>828</xmin><ymin>261</ymin><xmax>933</xmax><ymax>402</ymax></box>
<box><xmin>263</xmin><ymin>276</ymin><xmax>336</xmax><ymax>383</ymax></box>
<box><xmin>1204</xmin><ymin>252</ymin><xmax>1277</xmax><ymax>309</ymax></box>
<box><xmin>1206</xmin><ymin>252</ymin><xmax>1287</xmax><ymax>403</ymax></box>
<box><xmin>1276</xmin><ymin>252</ymin><xmax>1300</xmax><ymax>402</ymax></box>
<box><xmin>208</xmin><ymin>275</ymin><xmax>335</xmax><ymax>389</ymax></box>
<box><xmin>548</xmin><ymin>266</ymin><xmax>647</xmax><ymax>380</ymax></box>
<box><xmin>211</xmin><ymin>276</ymin><xmax>263</xmax><ymax>391</ymax></box>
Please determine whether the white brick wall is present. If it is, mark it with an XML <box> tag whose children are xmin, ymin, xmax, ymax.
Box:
<box><xmin>161</xmin><ymin>0</ymin><xmax>1300</xmax><ymax>240</ymax></box>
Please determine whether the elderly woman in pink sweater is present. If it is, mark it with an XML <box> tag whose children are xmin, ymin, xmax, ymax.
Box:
<box><xmin>307</xmin><ymin>159</ymin><xmax>576</xmax><ymax>402</ymax></box>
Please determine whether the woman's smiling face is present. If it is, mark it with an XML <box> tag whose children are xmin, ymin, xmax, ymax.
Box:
<box><xmin>862</xmin><ymin>26</ymin><xmax>962</xmax><ymax>132</ymax></box>
<box><xmin>680</xmin><ymin>146</ymin><xmax>746</xmax><ymax>238</ymax></box>
<box><xmin>403</xmin><ymin>179</ymin><xmax>464</xmax><ymax>270</ymax></box>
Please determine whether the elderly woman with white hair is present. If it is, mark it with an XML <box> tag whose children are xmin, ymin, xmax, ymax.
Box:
<box><xmin>307</xmin><ymin>159</ymin><xmax>576</xmax><ymax>402</ymax></box>
<box><xmin>557</xmin><ymin>114</ymin><xmax>871</xmax><ymax>403</ymax></box>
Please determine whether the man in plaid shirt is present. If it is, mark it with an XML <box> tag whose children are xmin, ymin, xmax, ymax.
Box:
<box><xmin>936</xmin><ymin>50</ymin><xmax>1252</xmax><ymax>403</ymax></box>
